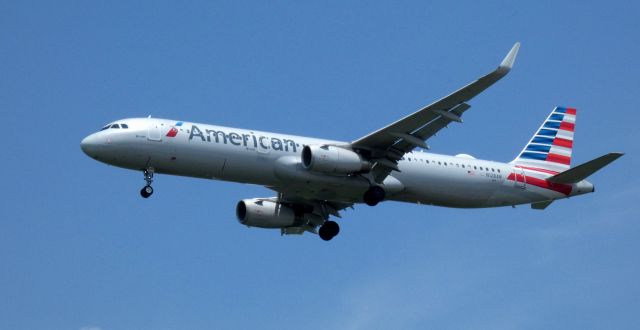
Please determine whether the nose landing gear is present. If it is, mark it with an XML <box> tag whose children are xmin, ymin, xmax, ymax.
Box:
<box><xmin>140</xmin><ymin>168</ymin><xmax>154</xmax><ymax>198</ymax></box>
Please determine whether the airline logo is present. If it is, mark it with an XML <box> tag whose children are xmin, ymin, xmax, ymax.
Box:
<box><xmin>189</xmin><ymin>125</ymin><xmax>301</xmax><ymax>153</ymax></box>
<box><xmin>516</xmin><ymin>107</ymin><xmax>576</xmax><ymax>173</ymax></box>
<box><xmin>510</xmin><ymin>106</ymin><xmax>577</xmax><ymax>195</ymax></box>
<box><xmin>166</xmin><ymin>121</ymin><xmax>183</xmax><ymax>137</ymax></box>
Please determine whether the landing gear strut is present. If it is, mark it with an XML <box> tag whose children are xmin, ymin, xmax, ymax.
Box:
<box><xmin>363</xmin><ymin>186</ymin><xmax>385</xmax><ymax>206</ymax></box>
<box><xmin>319</xmin><ymin>221</ymin><xmax>340</xmax><ymax>241</ymax></box>
<box><xmin>140</xmin><ymin>168</ymin><xmax>154</xmax><ymax>198</ymax></box>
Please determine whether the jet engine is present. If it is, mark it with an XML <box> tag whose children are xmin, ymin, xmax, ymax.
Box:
<box><xmin>236</xmin><ymin>199</ymin><xmax>298</xmax><ymax>228</ymax></box>
<box><xmin>301</xmin><ymin>145</ymin><xmax>371</xmax><ymax>175</ymax></box>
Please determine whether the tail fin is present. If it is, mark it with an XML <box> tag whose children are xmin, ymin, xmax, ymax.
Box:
<box><xmin>512</xmin><ymin>106</ymin><xmax>577</xmax><ymax>173</ymax></box>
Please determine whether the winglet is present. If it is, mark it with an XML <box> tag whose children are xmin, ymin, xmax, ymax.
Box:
<box><xmin>499</xmin><ymin>42</ymin><xmax>520</xmax><ymax>70</ymax></box>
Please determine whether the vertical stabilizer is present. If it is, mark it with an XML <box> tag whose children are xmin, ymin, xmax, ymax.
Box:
<box><xmin>512</xmin><ymin>107</ymin><xmax>576</xmax><ymax>174</ymax></box>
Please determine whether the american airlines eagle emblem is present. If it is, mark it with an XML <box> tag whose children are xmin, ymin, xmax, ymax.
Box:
<box><xmin>165</xmin><ymin>121</ymin><xmax>183</xmax><ymax>137</ymax></box>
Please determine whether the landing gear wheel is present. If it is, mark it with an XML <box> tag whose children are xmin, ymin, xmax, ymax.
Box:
<box><xmin>140</xmin><ymin>185</ymin><xmax>153</xmax><ymax>198</ymax></box>
<box><xmin>140</xmin><ymin>167</ymin><xmax>155</xmax><ymax>199</ymax></box>
<box><xmin>319</xmin><ymin>221</ymin><xmax>340</xmax><ymax>241</ymax></box>
<box><xmin>363</xmin><ymin>186</ymin><xmax>386</xmax><ymax>206</ymax></box>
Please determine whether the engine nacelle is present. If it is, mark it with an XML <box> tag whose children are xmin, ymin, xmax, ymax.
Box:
<box><xmin>236</xmin><ymin>199</ymin><xmax>298</xmax><ymax>228</ymax></box>
<box><xmin>301</xmin><ymin>145</ymin><xmax>371</xmax><ymax>174</ymax></box>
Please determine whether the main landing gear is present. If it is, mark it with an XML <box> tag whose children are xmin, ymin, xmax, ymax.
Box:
<box><xmin>319</xmin><ymin>221</ymin><xmax>340</xmax><ymax>241</ymax></box>
<box><xmin>363</xmin><ymin>186</ymin><xmax>385</xmax><ymax>206</ymax></box>
<box><xmin>140</xmin><ymin>168</ymin><xmax>154</xmax><ymax>198</ymax></box>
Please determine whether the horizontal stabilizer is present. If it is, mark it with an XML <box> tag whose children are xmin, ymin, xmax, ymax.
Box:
<box><xmin>531</xmin><ymin>200</ymin><xmax>553</xmax><ymax>210</ymax></box>
<box><xmin>547</xmin><ymin>152</ymin><xmax>624</xmax><ymax>184</ymax></box>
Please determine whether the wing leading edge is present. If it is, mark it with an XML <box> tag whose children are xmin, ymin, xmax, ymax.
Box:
<box><xmin>351</xmin><ymin>42</ymin><xmax>520</xmax><ymax>182</ymax></box>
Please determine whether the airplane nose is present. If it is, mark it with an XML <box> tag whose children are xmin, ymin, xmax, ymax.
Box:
<box><xmin>80</xmin><ymin>134</ymin><xmax>99</xmax><ymax>156</ymax></box>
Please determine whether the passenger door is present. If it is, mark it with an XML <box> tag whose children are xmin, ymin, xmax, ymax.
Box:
<box><xmin>513</xmin><ymin>166</ymin><xmax>526</xmax><ymax>189</ymax></box>
<box><xmin>147</xmin><ymin>121</ymin><xmax>162</xmax><ymax>141</ymax></box>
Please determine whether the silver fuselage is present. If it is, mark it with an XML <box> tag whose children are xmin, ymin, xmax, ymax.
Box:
<box><xmin>81</xmin><ymin>118</ymin><xmax>594</xmax><ymax>208</ymax></box>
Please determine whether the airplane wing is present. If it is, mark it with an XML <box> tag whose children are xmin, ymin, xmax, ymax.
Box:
<box><xmin>266</xmin><ymin>186</ymin><xmax>354</xmax><ymax>235</ymax></box>
<box><xmin>351</xmin><ymin>42</ymin><xmax>520</xmax><ymax>182</ymax></box>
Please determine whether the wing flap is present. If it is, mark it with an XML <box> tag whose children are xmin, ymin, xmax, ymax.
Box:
<box><xmin>397</xmin><ymin>102</ymin><xmax>471</xmax><ymax>152</ymax></box>
<box><xmin>371</xmin><ymin>102</ymin><xmax>472</xmax><ymax>182</ymax></box>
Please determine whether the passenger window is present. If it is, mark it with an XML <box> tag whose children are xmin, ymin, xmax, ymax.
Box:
<box><xmin>444</xmin><ymin>162</ymin><xmax>447</xmax><ymax>166</ymax></box>
<box><xmin>497</xmin><ymin>169</ymin><xmax>501</xmax><ymax>173</ymax></box>
<box><xmin>462</xmin><ymin>164</ymin><xmax>465</xmax><ymax>168</ymax></box>
<box><xmin>438</xmin><ymin>162</ymin><xmax>441</xmax><ymax>165</ymax></box>
<box><xmin>408</xmin><ymin>158</ymin><xmax>411</xmax><ymax>161</ymax></box>
<box><xmin>492</xmin><ymin>168</ymin><xmax>495</xmax><ymax>172</ymax></box>
<box><xmin>474</xmin><ymin>166</ymin><xmax>477</xmax><ymax>170</ymax></box>
<box><xmin>426</xmin><ymin>160</ymin><xmax>429</xmax><ymax>164</ymax></box>
<box><xmin>111</xmin><ymin>124</ymin><xmax>120</xmax><ymax>129</ymax></box>
<box><xmin>480</xmin><ymin>167</ymin><xmax>483</xmax><ymax>170</ymax></box>
<box><xmin>121</xmin><ymin>124</ymin><xmax>129</xmax><ymax>129</ymax></box>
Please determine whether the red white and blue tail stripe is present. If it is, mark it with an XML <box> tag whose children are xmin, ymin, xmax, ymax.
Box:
<box><xmin>512</xmin><ymin>106</ymin><xmax>576</xmax><ymax>174</ymax></box>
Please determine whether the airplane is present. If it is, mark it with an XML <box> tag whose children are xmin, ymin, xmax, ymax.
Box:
<box><xmin>80</xmin><ymin>42</ymin><xmax>623</xmax><ymax>241</ymax></box>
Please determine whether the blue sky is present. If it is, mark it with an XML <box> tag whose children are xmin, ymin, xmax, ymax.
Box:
<box><xmin>1</xmin><ymin>1</ymin><xmax>638</xmax><ymax>329</ymax></box>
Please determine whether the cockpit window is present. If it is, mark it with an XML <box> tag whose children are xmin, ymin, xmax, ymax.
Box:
<box><xmin>100</xmin><ymin>123</ymin><xmax>129</xmax><ymax>131</ymax></box>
